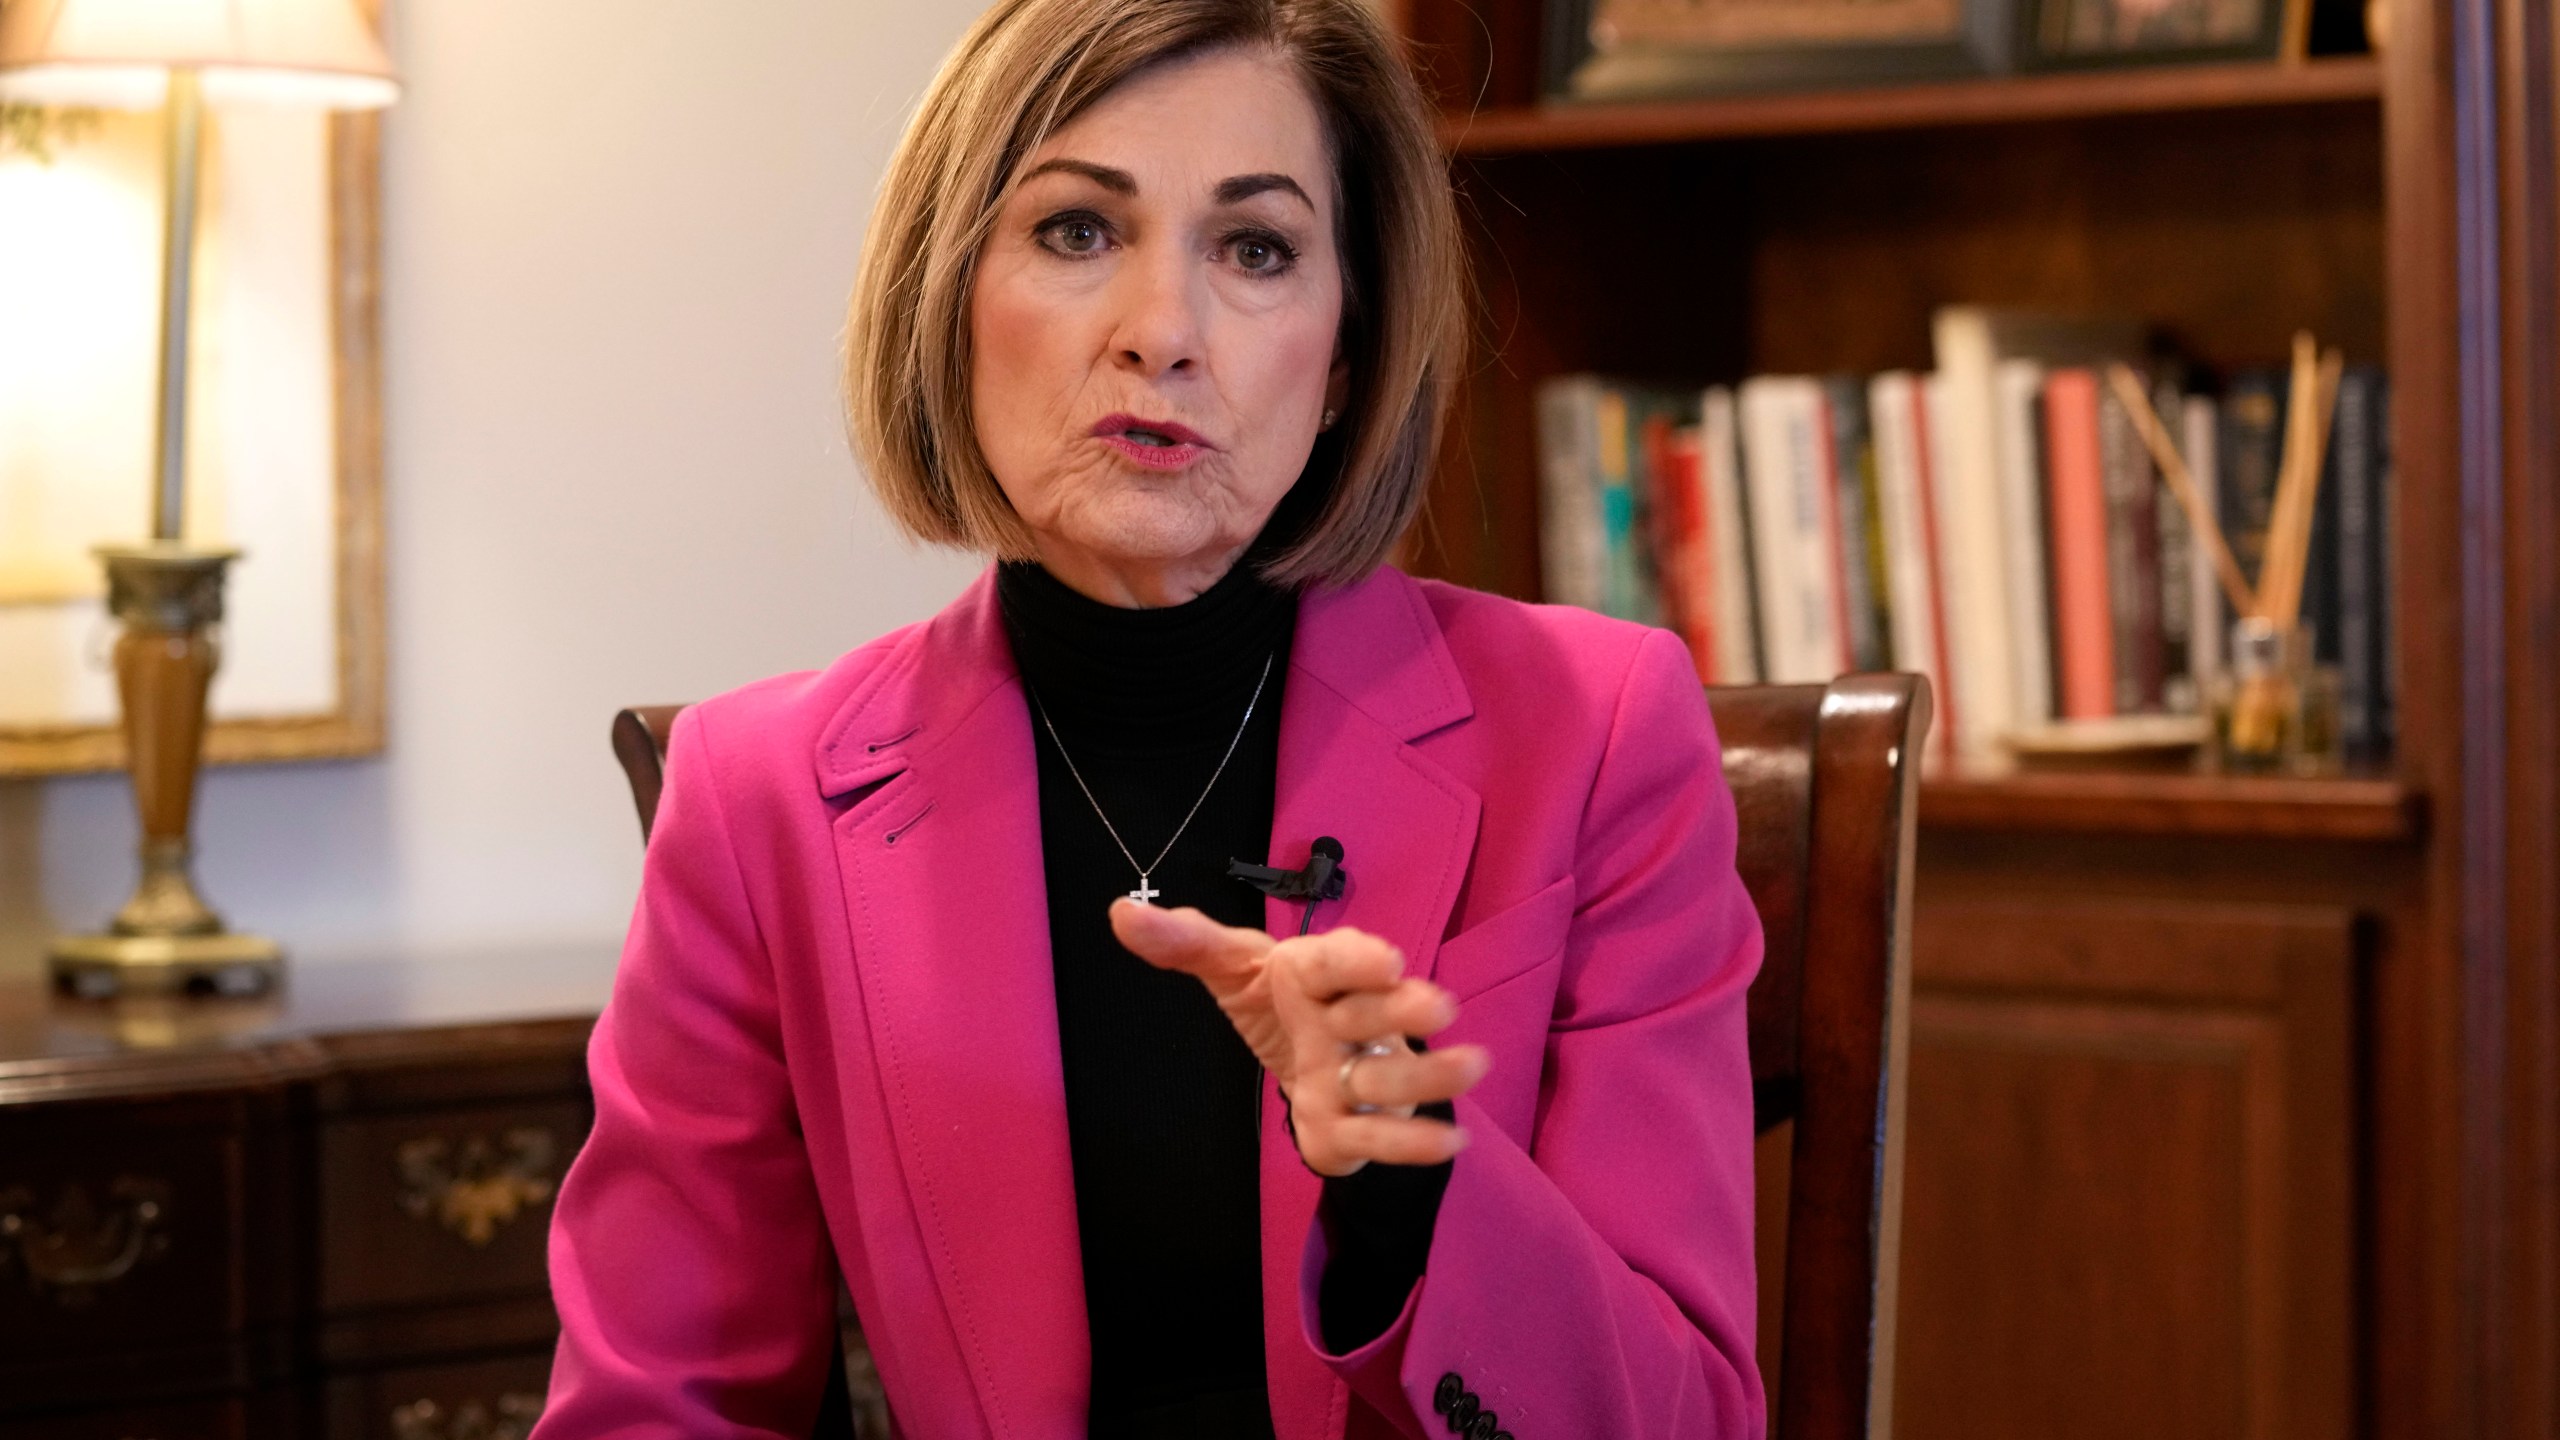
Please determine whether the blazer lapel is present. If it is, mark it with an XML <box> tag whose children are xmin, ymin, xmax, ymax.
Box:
<box><xmin>822</xmin><ymin>573</ymin><xmax>1090</xmax><ymax>1439</ymax></box>
<box><xmin>1256</xmin><ymin>569</ymin><xmax>1481</xmax><ymax>1440</ymax></box>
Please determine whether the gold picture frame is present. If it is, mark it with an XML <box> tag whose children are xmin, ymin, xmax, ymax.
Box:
<box><xmin>1552</xmin><ymin>0</ymin><xmax>2022</xmax><ymax>99</ymax></box>
<box><xmin>0</xmin><ymin>108</ymin><xmax>384</xmax><ymax>779</ymax></box>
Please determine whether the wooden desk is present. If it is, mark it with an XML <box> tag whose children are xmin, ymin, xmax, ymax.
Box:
<box><xmin>0</xmin><ymin>950</ymin><xmax>617</xmax><ymax>1440</ymax></box>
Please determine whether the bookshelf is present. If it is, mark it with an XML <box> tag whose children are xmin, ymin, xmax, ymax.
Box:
<box><xmin>1920</xmin><ymin>768</ymin><xmax>2418</xmax><ymax>840</ymax></box>
<box><xmin>1441</xmin><ymin>54</ymin><xmax>2384</xmax><ymax>153</ymax></box>
<box><xmin>1392</xmin><ymin>1</ymin><xmax>2558</xmax><ymax>1437</ymax></box>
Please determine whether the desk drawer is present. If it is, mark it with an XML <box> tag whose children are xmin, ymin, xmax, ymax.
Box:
<box><xmin>0</xmin><ymin>1397</ymin><xmax>252</xmax><ymax>1440</ymax></box>
<box><xmin>324</xmin><ymin>1351</ymin><xmax>553</xmax><ymax>1440</ymax></box>
<box><xmin>318</xmin><ymin>1101</ymin><xmax>585</xmax><ymax>1314</ymax></box>
<box><xmin>0</xmin><ymin>1099</ymin><xmax>252</xmax><ymax>1364</ymax></box>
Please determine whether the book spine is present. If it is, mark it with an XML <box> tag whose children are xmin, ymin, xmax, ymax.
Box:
<box><xmin>1869</xmin><ymin>374</ymin><xmax>1934</xmax><ymax>686</ymax></box>
<box><xmin>1806</xmin><ymin>382</ymin><xmax>1855</xmax><ymax>676</ymax></box>
<box><xmin>1701</xmin><ymin>388</ymin><xmax>1764</xmax><ymax>684</ymax></box>
<box><xmin>2219</xmin><ymin>370</ymin><xmax>2288</xmax><ymax>622</ymax></box>
<box><xmin>1594</xmin><ymin>385</ymin><xmax>1645</xmax><ymax>622</ymax></box>
<box><xmin>1822</xmin><ymin>376</ymin><xmax>1889</xmax><ymax>672</ymax></box>
<box><xmin>1652</xmin><ymin>417</ymin><xmax>1715</xmax><ymax>680</ymax></box>
<box><xmin>1918</xmin><ymin>375</ymin><xmax>1965</xmax><ymax>761</ymax></box>
<box><xmin>2152</xmin><ymin>377</ymin><xmax>2195</xmax><ymax>714</ymax></box>
<box><xmin>2032</xmin><ymin>388</ymin><xmax>2064</xmax><ymax>711</ymax></box>
<box><xmin>2097</xmin><ymin>377</ymin><xmax>2164</xmax><ymax>712</ymax></box>
<box><xmin>1741</xmin><ymin>378</ymin><xmax>1840</xmax><ymax>683</ymax></box>
<box><xmin>2332</xmin><ymin>368</ymin><xmax>2381</xmax><ymax>763</ymax></box>
<box><xmin>2043</xmin><ymin>369</ymin><xmax>2117</xmax><ymax>719</ymax></box>
<box><xmin>2375</xmin><ymin>375</ymin><xmax>2396</xmax><ymax>757</ymax></box>
<box><xmin>1993</xmin><ymin>359</ymin><xmax>2055</xmax><ymax>727</ymax></box>
<box><xmin>1929</xmin><ymin>310</ymin><xmax>2019</xmax><ymax>758</ymax></box>
<box><xmin>2181</xmin><ymin>394</ymin><xmax>2224</xmax><ymax>691</ymax></box>
<box><xmin>1536</xmin><ymin>376</ymin><xmax>1606</xmax><ymax>611</ymax></box>
<box><xmin>2305</xmin><ymin>396</ymin><xmax>2344</xmax><ymax>666</ymax></box>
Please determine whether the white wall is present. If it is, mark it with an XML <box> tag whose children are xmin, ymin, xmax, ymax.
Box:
<box><xmin>0</xmin><ymin>0</ymin><xmax>993</xmax><ymax>971</ymax></box>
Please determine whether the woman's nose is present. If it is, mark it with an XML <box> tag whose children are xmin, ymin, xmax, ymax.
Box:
<box><xmin>1105</xmin><ymin>246</ymin><xmax>1205</xmax><ymax>379</ymax></box>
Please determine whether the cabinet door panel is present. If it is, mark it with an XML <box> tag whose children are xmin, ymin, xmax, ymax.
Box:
<box><xmin>1894</xmin><ymin>898</ymin><xmax>2354</xmax><ymax>1440</ymax></box>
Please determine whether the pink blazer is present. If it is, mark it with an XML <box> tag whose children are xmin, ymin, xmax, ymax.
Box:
<box><xmin>535</xmin><ymin>565</ymin><xmax>1765</xmax><ymax>1440</ymax></box>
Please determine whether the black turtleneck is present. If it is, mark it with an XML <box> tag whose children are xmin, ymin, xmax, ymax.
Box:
<box><xmin>996</xmin><ymin>559</ymin><xmax>1448</xmax><ymax>1440</ymax></box>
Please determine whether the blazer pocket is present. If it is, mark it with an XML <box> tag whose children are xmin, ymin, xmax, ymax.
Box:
<box><xmin>1435</xmin><ymin>875</ymin><xmax>1576</xmax><ymax>1001</ymax></box>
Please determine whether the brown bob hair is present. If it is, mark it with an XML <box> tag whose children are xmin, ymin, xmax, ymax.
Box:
<box><xmin>843</xmin><ymin>0</ymin><xmax>1466</xmax><ymax>589</ymax></box>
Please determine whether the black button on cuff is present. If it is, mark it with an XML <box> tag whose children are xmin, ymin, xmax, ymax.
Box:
<box><xmin>1465</xmin><ymin>1412</ymin><xmax>1500</xmax><ymax>1440</ymax></box>
<box><xmin>1434</xmin><ymin>1373</ymin><xmax>1465</xmax><ymax>1416</ymax></box>
<box><xmin>1448</xmin><ymin>1393</ymin><xmax>1480</xmax><ymax>1431</ymax></box>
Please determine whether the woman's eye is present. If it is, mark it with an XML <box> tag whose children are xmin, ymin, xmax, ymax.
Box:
<box><xmin>1225</xmin><ymin>232</ymin><xmax>1296</xmax><ymax>276</ymax></box>
<box><xmin>1038</xmin><ymin>216</ymin><xmax>1109</xmax><ymax>256</ymax></box>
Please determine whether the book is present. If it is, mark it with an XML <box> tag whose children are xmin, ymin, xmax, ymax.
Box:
<box><xmin>2042</xmin><ymin>368</ymin><xmax>2117</xmax><ymax>719</ymax></box>
<box><xmin>2096</xmin><ymin>374</ymin><xmax>2164</xmax><ymax>712</ymax></box>
<box><xmin>1649</xmin><ymin>417</ymin><xmax>1714</xmax><ymax>677</ymax></box>
<box><xmin>2332</xmin><ymin>367</ymin><xmax>2387</xmax><ymax>763</ymax></box>
<box><xmin>2152</xmin><ymin>373</ymin><xmax>2197</xmax><ymax>715</ymax></box>
<box><xmin>1823</xmin><ymin>374</ymin><xmax>1892</xmax><ymax>672</ymax></box>
<box><xmin>1537</xmin><ymin>375</ymin><xmax>1608</xmax><ymax>612</ymax></box>
<box><xmin>1700</xmin><ymin>388</ymin><xmax>1764</xmax><ymax>683</ymax></box>
<box><xmin>2375</xmin><ymin>379</ymin><xmax>2397</xmax><ymax>756</ymax></box>
<box><xmin>1739</xmin><ymin>376</ymin><xmax>1844</xmax><ymax>683</ymax></box>
<box><xmin>2181</xmin><ymin>394</ymin><xmax>2224</xmax><ymax>694</ymax></box>
<box><xmin>1921</xmin><ymin>374</ymin><xmax>1967</xmax><ymax>761</ymax></box>
<box><xmin>1871</xmin><ymin>372</ymin><xmax>1957</xmax><ymax>761</ymax></box>
<box><xmin>1993</xmin><ymin>359</ymin><xmax>2056</xmax><ymax>730</ymax></box>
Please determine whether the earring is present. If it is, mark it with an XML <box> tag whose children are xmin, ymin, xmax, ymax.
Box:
<box><xmin>1321</xmin><ymin>407</ymin><xmax>1338</xmax><ymax>429</ymax></box>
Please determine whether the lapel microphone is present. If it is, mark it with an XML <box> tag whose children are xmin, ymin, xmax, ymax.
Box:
<box><xmin>1228</xmin><ymin>836</ymin><xmax>1346</xmax><ymax>935</ymax></box>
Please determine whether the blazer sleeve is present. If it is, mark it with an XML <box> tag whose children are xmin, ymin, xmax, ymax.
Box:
<box><xmin>533</xmin><ymin>707</ymin><xmax>840</xmax><ymax>1440</ymax></box>
<box><xmin>1296</xmin><ymin>628</ymin><xmax>1766</xmax><ymax>1440</ymax></box>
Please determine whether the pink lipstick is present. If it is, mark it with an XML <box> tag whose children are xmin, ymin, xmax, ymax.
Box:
<box><xmin>1091</xmin><ymin>412</ymin><xmax>1212</xmax><ymax>471</ymax></box>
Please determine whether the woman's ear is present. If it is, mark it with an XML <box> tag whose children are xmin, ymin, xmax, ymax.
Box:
<box><xmin>1323</xmin><ymin>353</ymin><xmax>1352</xmax><ymax>427</ymax></box>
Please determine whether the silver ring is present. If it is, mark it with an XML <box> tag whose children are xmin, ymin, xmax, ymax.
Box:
<box><xmin>1337</xmin><ymin>1039</ymin><xmax>1400</xmax><ymax>1115</ymax></box>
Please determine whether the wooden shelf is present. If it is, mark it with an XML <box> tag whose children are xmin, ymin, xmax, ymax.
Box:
<box><xmin>1919</xmin><ymin>768</ymin><xmax>2422</xmax><ymax>841</ymax></box>
<box><xmin>1439</xmin><ymin>56</ymin><xmax>2381</xmax><ymax>155</ymax></box>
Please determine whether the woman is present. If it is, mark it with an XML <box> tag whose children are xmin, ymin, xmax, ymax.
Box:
<box><xmin>534</xmin><ymin>1</ymin><xmax>1764</xmax><ymax>1437</ymax></box>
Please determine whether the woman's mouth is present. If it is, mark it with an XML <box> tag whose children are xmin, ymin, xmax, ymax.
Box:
<box><xmin>1092</xmin><ymin>413</ymin><xmax>1211</xmax><ymax>471</ymax></box>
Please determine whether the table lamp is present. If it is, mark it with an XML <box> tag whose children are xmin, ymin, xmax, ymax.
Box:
<box><xmin>0</xmin><ymin>0</ymin><xmax>397</xmax><ymax>998</ymax></box>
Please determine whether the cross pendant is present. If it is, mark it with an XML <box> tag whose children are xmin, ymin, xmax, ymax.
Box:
<box><xmin>1129</xmin><ymin>877</ymin><xmax>1161</xmax><ymax>904</ymax></box>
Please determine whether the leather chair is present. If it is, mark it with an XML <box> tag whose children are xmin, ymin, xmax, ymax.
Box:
<box><xmin>609</xmin><ymin>672</ymin><xmax>1928</xmax><ymax>1440</ymax></box>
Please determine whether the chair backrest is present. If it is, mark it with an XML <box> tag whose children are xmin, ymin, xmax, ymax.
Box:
<box><xmin>1707</xmin><ymin>675</ymin><xmax>1926</xmax><ymax>1440</ymax></box>
<box><xmin>609</xmin><ymin>672</ymin><xmax>1928</xmax><ymax>1440</ymax></box>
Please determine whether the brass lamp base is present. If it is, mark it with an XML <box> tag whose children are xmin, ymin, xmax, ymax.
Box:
<box><xmin>48</xmin><ymin>543</ymin><xmax>284</xmax><ymax>1002</ymax></box>
<box><xmin>52</xmin><ymin>932</ymin><xmax>283</xmax><ymax>1001</ymax></box>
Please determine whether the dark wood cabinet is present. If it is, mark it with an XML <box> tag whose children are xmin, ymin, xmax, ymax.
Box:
<box><xmin>0</xmin><ymin>955</ymin><xmax>611</xmax><ymax>1438</ymax></box>
<box><xmin>1899</xmin><ymin>890</ymin><xmax>2357</xmax><ymax>1440</ymax></box>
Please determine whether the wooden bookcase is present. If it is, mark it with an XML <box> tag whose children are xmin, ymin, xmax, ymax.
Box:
<box><xmin>1388</xmin><ymin>2</ymin><xmax>2560</xmax><ymax>1438</ymax></box>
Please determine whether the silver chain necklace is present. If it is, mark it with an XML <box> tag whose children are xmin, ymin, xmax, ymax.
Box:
<box><xmin>1026</xmin><ymin>652</ymin><xmax>1274</xmax><ymax>905</ymax></box>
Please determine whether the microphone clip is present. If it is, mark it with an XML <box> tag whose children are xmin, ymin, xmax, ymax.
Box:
<box><xmin>1228</xmin><ymin>836</ymin><xmax>1347</xmax><ymax>903</ymax></box>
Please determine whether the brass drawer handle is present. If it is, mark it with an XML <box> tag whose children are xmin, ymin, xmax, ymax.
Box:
<box><xmin>394</xmin><ymin>1128</ymin><xmax>559</xmax><ymax>1247</ymax></box>
<box><xmin>0</xmin><ymin>1176</ymin><xmax>171</xmax><ymax>1303</ymax></box>
<box><xmin>389</xmin><ymin>1391</ymin><xmax>544</xmax><ymax>1440</ymax></box>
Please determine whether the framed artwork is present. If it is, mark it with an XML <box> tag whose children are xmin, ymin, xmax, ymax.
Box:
<box><xmin>1549</xmin><ymin>0</ymin><xmax>2024</xmax><ymax>100</ymax></box>
<box><xmin>2017</xmin><ymin>0</ymin><xmax>2298</xmax><ymax>67</ymax></box>
<box><xmin>0</xmin><ymin>102</ymin><xmax>384</xmax><ymax>778</ymax></box>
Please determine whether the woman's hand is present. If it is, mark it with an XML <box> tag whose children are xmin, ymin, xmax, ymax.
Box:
<box><xmin>1109</xmin><ymin>899</ymin><xmax>1490</xmax><ymax>1177</ymax></box>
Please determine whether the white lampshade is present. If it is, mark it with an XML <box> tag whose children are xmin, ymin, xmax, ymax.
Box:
<box><xmin>0</xmin><ymin>0</ymin><xmax>398</xmax><ymax>110</ymax></box>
